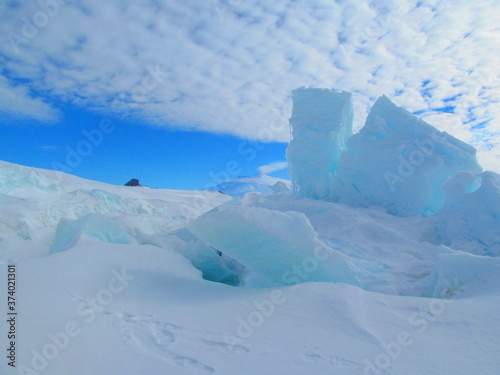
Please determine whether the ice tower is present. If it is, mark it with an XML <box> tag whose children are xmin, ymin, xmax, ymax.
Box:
<box><xmin>286</xmin><ymin>88</ymin><xmax>353</xmax><ymax>199</ymax></box>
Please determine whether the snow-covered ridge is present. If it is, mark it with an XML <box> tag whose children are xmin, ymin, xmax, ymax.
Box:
<box><xmin>0</xmin><ymin>160</ymin><xmax>231</xmax><ymax>260</ymax></box>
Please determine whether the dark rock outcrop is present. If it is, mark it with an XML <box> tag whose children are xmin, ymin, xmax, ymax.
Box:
<box><xmin>124</xmin><ymin>178</ymin><xmax>141</xmax><ymax>187</ymax></box>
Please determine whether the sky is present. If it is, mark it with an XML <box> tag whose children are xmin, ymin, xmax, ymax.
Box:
<box><xmin>0</xmin><ymin>0</ymin><xmax>499</xmax><ymax>189</ymax></box>
<box><xmin>0</xmin><ymin>106</ymin><xmax>289</xmax><ymax>189</ymax></box>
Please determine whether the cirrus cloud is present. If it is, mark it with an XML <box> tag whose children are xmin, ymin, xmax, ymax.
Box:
<box><xmin>258</xmin><ymin>161</ymin><xmax>288</xmax><ymax>175</ymax></box>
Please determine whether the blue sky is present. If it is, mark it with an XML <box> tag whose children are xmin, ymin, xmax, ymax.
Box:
<box><xmin>0</xmin><ymin>104</ymin><xmax>289</xmax><ymax>189</ymax></box>
<box><xmin>0</xmin><ymin>0</ymin><xmax>498</xmax><ymax>189</ymax></box>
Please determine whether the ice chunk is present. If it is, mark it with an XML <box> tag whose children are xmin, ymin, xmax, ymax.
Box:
<box><xmin>332</xmin><ymin>95</ymin><xmax>482</xmax><ymax>216</ymax></box>
<box><xmin>187</xmin><ymin>205</ymin><xmax>359</xmax><ymax>287</ymax></box>
<box><xmin>50</xmin><ymin>213</ymin><xmax>133</xmax><ymax>254</ymax></box>
<box><xmin>432</xmin><ymin>171</ymin><xmax>500</xmax><ymax>256</ymax></box>
<box><xmin>0</xmin><ymin>161</ymin><xmax>63</xmax><ymax>196</ymax></box>
<box><xmin>287</xmin><ymin>88</ymin><xmax>353</xmax><ymax>200</ymax></box>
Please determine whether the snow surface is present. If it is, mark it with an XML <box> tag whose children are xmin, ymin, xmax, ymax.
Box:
<box><xmin>1</xmin><ymin>156</ymin><xmax>499</xmax><ymax>375</ymax></box>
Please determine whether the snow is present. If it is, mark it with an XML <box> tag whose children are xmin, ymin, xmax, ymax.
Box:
<box><xmin>1</xmin><ymin>87</ymin><xmax>499</xmax><ymax>375</ymax></box>
<box><xmin>1</xmin><ymin>240</ymin><xmax>499</xmax><ymax>375</ymax></box>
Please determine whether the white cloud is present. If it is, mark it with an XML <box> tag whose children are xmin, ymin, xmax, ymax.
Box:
<box><xmin>0</xmin><ymin>74</ymin><xmax>60</xmax><ymax>122</ymax></box>
<box><xmin>258</xmin><ymin>161</ymin><xmax>288</xmax><ymax>175</ymax></box>
<box><xmin>0</xmin><ymin>0</ymin><xmax>498</xmax><ymax>170</ymax></box>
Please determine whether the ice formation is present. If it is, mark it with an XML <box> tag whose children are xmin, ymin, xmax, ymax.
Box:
<box><xmin>287</xmin><ymin>90</ymin><xmax>483</xmax><ymax>216</ymax></box>
<box><xmin>0</xmin><ymin>160</ymin><xmax>231</xmax><ymax>259</ymax></box>
<box><xmin>332</xmin><ymin>95</ymin><xmax>483</xmax><ymax>216</ymax></box>
<box><xmin>287</xmin><ymin>88</ymin><xmax>353</xmax><ymax>200</ymax></box>
<box><xmin>188</xmin><ymin>204</ymin><xmax>359</xmax><ymax>287</ymax></box>
<box><xmin>50</xmin><ymin>213</ymin><xmax>134</xmax><ymax>254</ymax></box>
<box><xmin>171</xmin><ymin>227</ymin><xmax>245</xmax><ymax>285</ymax></box>
<box><xmin>184</xmin><ymin>88</ymin><xmax>498</xmax><ymax>292</ymax></box>
<box><xmin>432</xmin><ymin>171</ymin><xmax>500</xmax><ymax>256</ymax></box>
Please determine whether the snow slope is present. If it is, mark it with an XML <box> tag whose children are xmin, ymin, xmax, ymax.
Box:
<box><xmin>0</xmin><ymin>160</ymin><xmax>231</xmax><ymax>260</ymax></box>
<box><xmin>2</xmin><ymin>242</ymin><xmax>499</xmax><ymax>375</ymax></box>
<box><xmin>1</xmin><ymin>159</ymin><xmax>499</xmax><ymax>375</ymax></box>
